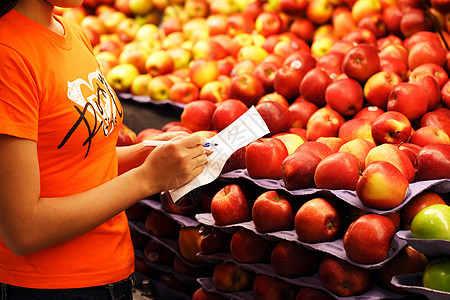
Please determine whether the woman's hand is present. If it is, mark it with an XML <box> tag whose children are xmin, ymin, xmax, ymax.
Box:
<box><xmin>138</xmin><ymin>133</ymin><xmax>209</xmax><ymax>193</ymax></box>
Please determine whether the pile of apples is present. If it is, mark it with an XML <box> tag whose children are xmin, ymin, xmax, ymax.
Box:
<box><xmin>58</xmin><ymin>0</ymin><xmax>450</xmax><ymax>298</ymax></box>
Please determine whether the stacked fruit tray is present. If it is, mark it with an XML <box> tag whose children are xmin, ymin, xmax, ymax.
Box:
<box><xmin>126</xmin><ymin>171</ymin><xmax>450</xmax><ymax>299</ymax></box>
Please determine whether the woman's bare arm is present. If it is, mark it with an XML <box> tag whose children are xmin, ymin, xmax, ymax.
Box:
<box><xmin>0</xmin><ymin>133</ymin><xmax>207</xmax><ymax>256</ymax></box>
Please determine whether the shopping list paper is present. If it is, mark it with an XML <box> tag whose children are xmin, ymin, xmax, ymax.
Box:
<box><xmin>168</xmin><ymin>106</ymin><xmax>270</xmax><ymax>202</ymax></box>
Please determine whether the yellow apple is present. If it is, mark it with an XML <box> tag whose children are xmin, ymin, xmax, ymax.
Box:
<box><xmin>237</xmin><ymin>45</ymin><xmax>268</xmax><ymax>64</ymax></box>
<box><xmin>106</xmin><ymin>63</ymin><xmax>140</xmax><ymax>93</ymax></box>
<box><xmin>273</xmin><ymin>133</ymin><xmax>305</xmax><ymax>154</ymax></box>
<box><xmin>130</xmin><ymin>74</ymin><xmax>152</xmax><ymax>95</ymax></box>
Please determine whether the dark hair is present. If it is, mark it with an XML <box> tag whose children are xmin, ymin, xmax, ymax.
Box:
<box><xmin>0</xmin><ymin>0</ymin><xmax>18</xmax><ymax>18</ymax></box>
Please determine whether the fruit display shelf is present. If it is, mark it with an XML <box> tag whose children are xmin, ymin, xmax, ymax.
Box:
<box><xmin>125</xmin><ymin>172</ymin><xmax>450</xmax><ymax>299</ymax></box>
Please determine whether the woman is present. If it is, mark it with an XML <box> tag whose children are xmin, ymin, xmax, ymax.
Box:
<box><xmin>0</xmin><ymin>0</ymin><xmax>208</xmax><ymax>298</ymax></box>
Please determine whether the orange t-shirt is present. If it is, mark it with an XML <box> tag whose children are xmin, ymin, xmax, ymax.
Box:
<box><xmin>0</xmin><ymin>10</ymin><xmax>134</xmax><ymax>288</ymax></box>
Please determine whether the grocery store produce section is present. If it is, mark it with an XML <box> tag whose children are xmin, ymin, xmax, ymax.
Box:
<box><xmin>57</xmin><ymin>0</ymin><xmax>450</xmax><ymax>298</ymax></box>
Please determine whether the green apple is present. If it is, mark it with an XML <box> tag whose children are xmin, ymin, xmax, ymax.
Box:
<box><xmin>410</xmin><ymin>204</ymin><xmax>450</xmax><ymax>240</ymax></box>
<box><xmin>422</xmin><ymin>256</ymin><xmax>450</xmax><ymax>292</ymax></box>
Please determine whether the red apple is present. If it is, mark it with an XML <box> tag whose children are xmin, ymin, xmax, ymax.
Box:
<box><xmin>404</xmin><ymin>30</ymin><xmax>443</xmax><ymax>51</ymax></box>
<box><xmin>212</xmin><ymin>99</ymin><xmax>248</xmax><ymax>132</ymax></box>
<box><xmin>231</xmin><ymin>59</ymin><xmax>257</xmax><ymax>77</ymax></box>
<box><xmin>229</xmin><ymin>73</ymin><xmax>265</xmax><ymax>107</ymax></box>
<box><xmin>255</xmin><ymin>11</ymin><xmax>283</xmax><ymax>37</ymax></box>
<box><xmin>294</xmin><ymin>197</ymin><xmax>344</xmax><ymax>243</ymax></box>
<box><xmin>408</xmin><ymin>40</ymin><xmax>447</xmax><ymax>70</ymax></box>
<box><xmin>363</xmin><ymin>71</ymin><xmax>402</xmax><ymax>109</ymax></box>
<box><xmin>420</xmin><ymin>108</ymin><xmax>450</xmax><ymax>136</ymax></box>
<box><xmin>319</xmin><ymin>254</ymin><xmax>371</xmax><ymax>296</ymax></box>
<box><xmin>378</xmin><ymin>43</ymin><xmax>408</xmax><ymax>65</ymax></box>
<box><xmin>273</xmin><ymin>65</ymin><xmax>304</xmax><ymax>102</ymax></box>
<box><xmin>325</xmin><ymin>78</ymin><xmax>364</xmax><ymax>117</ymax></box>
<box><xmin>136</xmin><ymin>128</ymin><xmax>164</xmax><ymax>143</ymax></box>
<box><xmin>226</xmin><ymin>13</ymin><xmax>254</xmax><ymax>37</ymax></box>
<box><xmin>246</xmin><ymin>138</ymin><xmax>289</xmax><ymax>179</ymax></box>
<box><xmin>117</xmin><ymin>123</ymin><xmax>138</xmax><ymax>146</ymax></box>
<box><xmin>380</xmin><ymin>56</ymin><xmax>408</xmax><ymax>81</ymax></box>
<box><xmin>143</xmin><ymin>239</ymin><xmax>175</xmax><ymax>266</ymax></box>
<box><xmin>210</xmin><ymin>184</ymin><xmax>252</xmax><ymax>226</ymax></box>
<box><xmin>256</xmin><ymin>101</ymin><xmax>292</xmax><ymax>136</ymax></box>
<box><xmin>410</xmin><ymin>126</ymin><xmax>450</xmax><ymax>147</ymax></box>
<box><xmin>199</xmin><ymin>80</ymin><xmax>230</xmax><ymax>104</ymax></box>
<box><xmin>371</xmin><ymin>111</ymin><xmax>413</xmax><ymax>145</ymax></box>
<box><xmin>252</xmin><ymin>274</ymin><xmax>297</xmax><ymax>300</ymax></box>
<box><xmin>306</xmin><ymin>106</ymin><xmax>346</xmax><ymax>141</ymax></box>
<box><xmin>289</xmin><ymin>98</ymin><xmax>319</xmax><ymax>129</ymax></box>
<box><xmin>252</xmin><ymin>190</ymin><xmax>294</xmax><ymax>233</ymax></box>
<box><xmin>300</xmin><ymin>67</ymin><xmax>333</xmax><ymax>107</ymax></box>
<box><xmin>338</xmin><ymin>117</ymin><xmax>373</xmax><ymax>142</ymax></box>
<box><xmin>180</xmin><ymin>100</ymin><xmax>217</xmax><ymax>132</ymax></box>
<box><xmin>192</xmin><ymin>287</ymin><xmax>225</xmax><ymax>300</ymax></box>
<box><xmin>252</xmin><ymin>61</ymin><xmax>279</xmax><ymax>93</ymax></box>
<box><xmin>342</xmin><ymin>27</ymin><xmax>377</xmax><ymax>47</ymax></box>
<box><xmin>415</xmin><ymin>143</ymin><xmax>450</xmax><ymax>180</ymax></box>
<box><xmin>290</xmin><ymin>127</ymin><xmax>307</xmax><ymax>141</ymax></box>
<box><xmin>398</xmin><ymin>142</ymin><xmax>422</xmax><ymax>165</ymax></box>
<box><xmin>144</xmin><ymin>208</ymin><xmax>180</xmax><ymax>238</ymax></box>
<box><xmin>353</xmin><ymin>105</ymin><xmax>384</xmax><ymax>121</ymax></box>
<box><xmin>216</xmin><ymin>55</ymin><xmax>236</xmax><ymax>76</ymax></box>
<box><xmin>196</xmin><ymin>225</ymin><xmax>231</xmax><ymax>255</ymax></box>
<box><xmin>341</xmin><ymin>43</ymin><xmax>380</xmax><ymax>83</ymax></box>
<box><xmin>332</xmin><ymin>6</ymin><xmax>356</xmax><ymax>38</ymax></box>
<box><xmin>401</xmin><ymin>192</ymin><xmax>447</xmax><ymax>231</ymax></box>
<box><xmin>356</xmin><ymin>161</ymin><xmax>409</xmax><ymax>210</ymax></box>
<box><xmin>282</xmin><ymin>152</ymin><xmax>323</xmax><ymax>189</ymax></box>
<box><xmin>270</xmin><ymin>240</ymin><xmax>321</xmax><ymax>278</ymax></box>
<box><xmin>409</xmin><ymin>63</ymin><xmax>449</xmax><ymax>88</ymax></box>
<box><xmin>400</xmin><ymin>8</ymin><xmax>433</xmax><ymax>38</ymax></box>
<box><xmin>316</xmin><ymin>51</ymin><xmax>345</xmax><ymax>76</ymax></box>
<box><xmin>441</xmin><ymin>80</ymin><xmax>450</xmax><ymax>108</ymax></box>
<box><xmin>178</xmin><ymin>226</ymin><xmax>205</xmax><ymax>264</ymax></box>
<box><xmin>289</xmin><ymin>18</ymin><xmax>315</xmax><ymax>44</ymax></box>
<box><xmin>430</xmin><ymin>0</ymin><xmax>450</xmax><ymax>13</ymax></box>
<box><xmin>375</xmin><ymin>246</ymin><xmax>429</xmax><ymax>294</ymax></box>
<box><xmin>243</xmin><ymin>0</ymin><xmax>264</xmax><ymax>20</ymax></box>
<box><xmin>230</xmin><ymin>228</ymin><xmax>274</xmax><ymax>263</ymax></box>
<box><xmin>365</xmin><ymin>143</ymin><xmax>416</xmax><ymax>182</ymax></box>
<box><xmin>212</xmin><ymin>261</ymin><xmax>254</xmax><ymax>292</ymax></box>
<box><xmin>294</xmin><ymin>140</ymin><xmax>334</xmax><ymax>159</ymax></box>
<box><xmin>357</xmin><ymin>13</ymin><xmax>388</xmax><ymax>39</ymax></box>
<box><xmin>169</xmin><ymin>81</ymin><xmax>199</xmax><ymax>104</ymax></box>
<box><xmin>382</xmin><ymin>5</ymin><xmax>403</xmax><ymax>36</ymax></box>
<box><xmin>339</xmin><ymin>139</ymin><xmax>375</xmax><ymax>169</ymax></box>
<box><xmin>314</xmin><ymin>152</ymin><xmax>362</xmax><ymax>190</ymax></box>
<box><xmin>315</xmin><ymin>137</ymin><xmax>345</xmax><ymax>153</ymax></box>
<box><xmin>343</xmin><ymin>214</ymin><xmax>396</xmax><ymax>264</ymax></box>
<box><xmin>159</xmin><ymin>271</ymin><xmax>195</xmax><ymax>294</ymax></box>
<box><xmin>257</xmin><ymin>92</ymin><xmax>290</xmax><ymax>108</ymax></box>
<box><xmin>222</xmin><ymin>146</ymin><xmax>247</xmax><ymax>173</ymax></box>
<box><xmin>409</xmin><ymin>74</ymin><xmax>441</xmax><ymax>112</ymax></box>
<box><xmin>279</xmin><ymin>0</ymin><xmax>308</xmax><ymax>15</ymax></box>
<box><xmin>295</xmin><ymin>287</ymin><xmax>334</xmax><ymax>300</ymax></box>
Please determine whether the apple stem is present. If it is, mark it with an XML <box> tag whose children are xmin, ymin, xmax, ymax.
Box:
<box><xmin>390</xmin><ymin>130</ymin><xmax>402</xmax><ymax>137</ymax></box>
<box><xmin>147</xmin><ymin>252</ymin><xmax>160</xmax><ymax>262</ymax></box>
<box><xmin>327</xmin><ymin>221</ymin><xmax>334</xmax><ymax>230</ymax></box>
